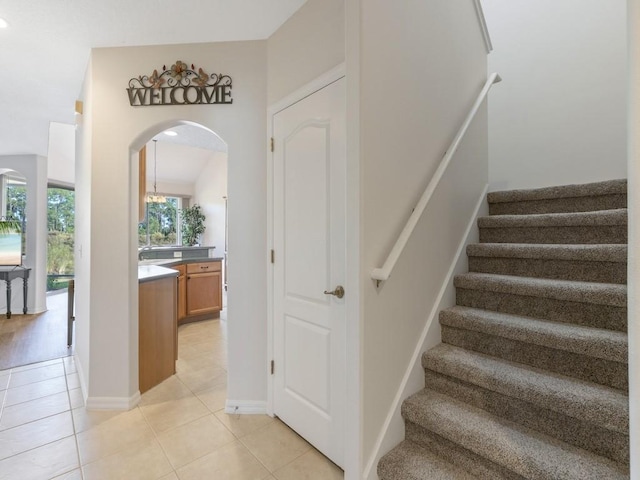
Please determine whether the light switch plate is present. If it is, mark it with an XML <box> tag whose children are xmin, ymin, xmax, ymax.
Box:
<box><xmin>173</xmin><ymin>251</ymin><xmax>182</xmax><ymax>258</ymax></box>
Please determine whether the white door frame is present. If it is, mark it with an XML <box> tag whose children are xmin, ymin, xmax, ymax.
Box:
<box><xmin>266</xmin><ymin>62</ymin><xmax>360</xmax><ymax>478</ymax></box>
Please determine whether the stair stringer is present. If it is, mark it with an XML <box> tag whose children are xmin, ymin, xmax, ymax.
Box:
<box><xmin>363</xmin><ymin>184</ymin><xmax>489</xmax><ymax>480</ymax></box>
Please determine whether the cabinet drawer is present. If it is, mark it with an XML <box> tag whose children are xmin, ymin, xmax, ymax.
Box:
<box><xmin>187</xmin><ymin>261</ymin><xmax>221</xmax><ymax>274</ymax></box>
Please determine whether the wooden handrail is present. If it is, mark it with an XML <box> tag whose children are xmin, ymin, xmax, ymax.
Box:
<box><xmin>371</xmin><ymin>72</ymin><xmax>502</xmax><ymax>284</ymax></box>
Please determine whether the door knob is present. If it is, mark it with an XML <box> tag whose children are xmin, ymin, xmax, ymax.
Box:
<box><xmin>324</xmin><ymin>285</ymin><xmax>345</xmax><ymax>299</ymax></box>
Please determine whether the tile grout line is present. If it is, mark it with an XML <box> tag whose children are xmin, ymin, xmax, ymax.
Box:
<box><xmin>0</xmin><ymin>369</ymin><xmax>11</xmax><ymax>427</ymax></box>
<box><xmin>137</xmin><ymin>399</ymin><xmax>180</xmax><ymax>479</ymax></box>
<box><xmin>143</xmin><ymin>322</ymin><xmax>231</xmax><ymax>479</ymax></box>
<box><xmin>4</xmin><ymin>367</ymin><xmax>67</xmax><ymax>391</ymax></box>
<box><xmin>235</xmin><ymin>418</ymin><xmax>312</xmax><ymax>477</ymax></box>
<box><xmin>0</xmin><ymin>430</ymin><xmax>78</xmax><ymax>467</ymax></box>
<box><xmin>63</xmin><ymin>356</ymin><xmax>84</xmax><ymax>480</ymax></box>
<box><xmin>0</xmin><ymin>369</ymin><xmax>72</xmax><ymax>431</ymax></box>
<box><xmin>1</xmin><ymin>317</ymin><xmax>335</xmax><ymax>479</ymax></box>
<box><xmin>138</xmin><ymin>373</ymin><xmax>219</xmax><ymax>478</ymax></box>
<box><xmin>0</xmin><ymin>360</ymin><xmax>78</xmax><ymax>472</ymax></box>
<box><xmin>2</xmin><ymin>377</ymin><xmax>69</xmax><ymax>410</ymax></box>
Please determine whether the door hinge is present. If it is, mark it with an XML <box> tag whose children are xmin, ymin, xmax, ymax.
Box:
<box><xmin>270</xmin><ymin>137</ymin><xmax>274</xmax><ymax>152</ymax></box>
<box><xmin>270</xmin><ymin>360</ymin><xmax>275</xmax><ymax>375</ymax></box>
<box><xmin>270</xmin><ymin>249</ymin><xmax>275</xmax><ymax>264</ymax></box>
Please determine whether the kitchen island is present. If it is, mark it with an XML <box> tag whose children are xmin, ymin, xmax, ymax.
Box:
<box><xmin>138</xmin><ymin>265</ymin><xmax>178</xmax><ymax>394</ymax></box>
<box><xmin>139</xmin><ymin>257</ymin><xmax>223</xmax><ymax>325</ymax></box>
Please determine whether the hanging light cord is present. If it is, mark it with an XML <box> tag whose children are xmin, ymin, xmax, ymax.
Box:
<box><xmin>153</xmin><ymin>139</ymin><xmax>158</xmax><ymax>195</ymax></box>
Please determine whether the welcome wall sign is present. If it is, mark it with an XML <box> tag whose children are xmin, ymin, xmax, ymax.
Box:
<box><xmin>127</xmin><ymin>60</ymin><xmax>233</xmax><ymax>106</ymax></box>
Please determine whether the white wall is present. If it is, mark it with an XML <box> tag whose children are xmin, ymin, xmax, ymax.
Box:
<box><xmin>627</xmin><ymin>0</ymin><xmax>639</xmax><ymax>477</ymax></box>
<box><xmin>76</xmin><ymin>41</ymin><xmax>267</xmax><ymax>406</ymax></box>
<box><xmin>194</xmin><ymin>152</ymin><xmax>227</xmax><ymax>255</ymax></box>
<box><xmin>484</xmin><ymin>0</ymin><xmax>628</xmax><ymax>191</ymax></box>
<box><xmin>0</xmin><ymin>155</ymin><xmax>48</xmax><ymax>315</ymax></box>
<box><xmin>267</xmin><ymin>0</ymin><xmax>345</xmax><ymax>105</ymax></box>
<box><xmin>74</xmin><ymin>59</ymin><xmax>93</xmax><ymax>401</ymax></box>
<box><xmin>358</xmin><ymin>0</ymin><xmax>489</xmax><ymax>476</ymax></box>
<box><xmin>48</xmin><ymin>122</ymin><xmax>75</xmax><ymax>187</ymax></box>
<box><xmin>154</xmin><ymin>181</ymin><xmax>194</xmax><ymax>199</ymax></box>
<box><xmin>345</xmin><ymin>1</ymin><xmax>362</xmax><ymax>478</ymax></box>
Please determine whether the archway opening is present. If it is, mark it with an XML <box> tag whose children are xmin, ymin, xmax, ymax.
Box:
<box><xmin>130</xmin><ymin>121</ymin><xmax>229</xmax><ymax>395</ymax></box>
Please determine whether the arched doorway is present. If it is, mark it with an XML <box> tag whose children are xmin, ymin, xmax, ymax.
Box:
<box><xmin>129</xmin><ymin>122</ymin><xmax>228</xmax><ymax>395</ymax></box>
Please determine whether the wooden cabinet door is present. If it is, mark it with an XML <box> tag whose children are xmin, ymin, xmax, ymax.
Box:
<box><xmin>177</xmin><ymin>273</ymin><xmax>187</xmax><ymax>320</ymax></box>
<box><xmin>186</xmin><ymin>272</ymin><xmax>217</xmax><ymax>316</ymax></box>
<box><xmin>170</xmin><ymin>265</ymin><xmax>187</xmax><ymax>321</ymax></box>
<box><xmin>139</xmin><ymin>277</ymin><xmax>177</xmax><ymax>394</ymax></box>
<box><xmin>211</xmin><ymin>271</ymin><xmax>222</xmax><ymax>311</ymax></box>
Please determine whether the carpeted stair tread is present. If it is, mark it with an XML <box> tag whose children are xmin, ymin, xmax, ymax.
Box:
<box><xmin>487</xmin><ymin>179</ymin><xmax>627</xmax><ymax>204</ymax></box>
<box><xmin>439</xmin><ymin>306</ymin><xmax>628</xmax><ymax>363</ymax></box>
<box><xmin>454</xmin><ymin>273</ymin><xmax>626</xmax><ymax>307</ymax></box>
<box><xmin>467</xmin><ymin>243</ymin><xmax>627</xmax><ymax>262</ymax></box>
<box><xmin>421</xmin><ymin>368</ymin><xmax>629</xmax><ymax>464</ymax></box>
<box><xmin>478</xmin><ymin>209</ymin><xmax>627</xmax><ymax>229</ymax></box>
<box><xmin>422</xmin><ymin>344</ymin><xmax>628</xmax><ymax>433</ymax></box>
<box><xmin>402</xmin><ymin>389</ymin><xmax>629</xmax><ymax>480</ymax></box>
<box><xmin>378</xmin><ymin>440</ymin><xmax>476</xmax><ymax>480</ymax></box>
<box><xmin>379</xmin><ymin>179</ymin><xmax>629</xmax><ymax>478</ymax></box>
<box><xmin>467</xmin><ymin>243</ymin><xmax>627</xmax><ymax>283</ymax></box>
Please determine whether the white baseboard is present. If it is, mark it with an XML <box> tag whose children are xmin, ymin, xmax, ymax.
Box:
<box><xmin>74</xmin><ymin>352</ymin><xmax>88</xmax><ymax>406</ymax></box>
<box><xmin>75</xmin><ymin>351</ymin><xmax>141</xmax><ymax>411</ymax></box>
<box><xmin>86</xmin><ymin>391</ymin><xmax>141</xmax><ymax>411</ymax></box>
<box><xmin>363</xmin><ymin>184</ymin><xmax>489</xmax><ymax>480</ymax></box>
<box><xmin>225</xmin><ymin>400</ymin><xmax>268</xmax><ymax>415</ymax></box>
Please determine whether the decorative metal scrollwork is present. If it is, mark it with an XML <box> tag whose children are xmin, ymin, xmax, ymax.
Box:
<box><xmin>127</xmin><ymin>60</ymin><xmax>233</xmax><ymax>107</ymax></box>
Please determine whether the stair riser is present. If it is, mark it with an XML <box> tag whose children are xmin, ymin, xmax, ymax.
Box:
<box><xmin>488</xmin><ymin>194</ymin><xmax>627</xmax><ymax>216</ymax></box>
<box><xmin>422</xmin><ymin>369</ymin><xmax>630</xmax><ymax>465</ymax></box>
<box><xmin>404</xmin><ymin>422</ymin><xmax>524</xmax><ymax>480</ymax></box>
<box><xmin>468</xmin><ymin>257</ymin><xmax>626</xmax><ymax>284</ymax></box>
<box><xmin>441</xmin><ymin>325</ymin><xmax>628</xmax><ymax>391</ymax></box>
<box><xmin>377</xmin><ymin>441</ymin><xmax>478</xmax><ymax>480</ymax></box>
<box><xmin>479</xmin><ymin>226</ymin><xmax>627</xmax><ymax>244</ymax></box>
<box><xmin>456</xmin><ymin>288</ymin><xmax>627</xmax><ymax>332</ymax></box>
<box><xmin>378</xmin><ymin>180</ymin><xmax>630</xmax><ymax>478</ymax></box>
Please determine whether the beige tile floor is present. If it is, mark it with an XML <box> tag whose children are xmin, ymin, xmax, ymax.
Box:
<box><xmin>0</xmin><ymin>316</ymin><xmax>344</xmax><ymax>480</ymax></box>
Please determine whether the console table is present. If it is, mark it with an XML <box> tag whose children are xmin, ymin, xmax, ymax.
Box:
<box><xmin>0</xmin><ymin>267</ymin><xmax>30</xmax><ymax>319</ymax></box>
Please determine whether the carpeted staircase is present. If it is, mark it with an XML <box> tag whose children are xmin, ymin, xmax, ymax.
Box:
<box><xmin>378</xmin><ymin>179</ymin><xmax>629</xmax><ymax>479</ymax></box>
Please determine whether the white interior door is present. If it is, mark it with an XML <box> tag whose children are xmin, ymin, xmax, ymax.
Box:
<box><xmin>273</xmin><ymin>77</ymin><xmax>346</xmax><ymax>468</ymax></box>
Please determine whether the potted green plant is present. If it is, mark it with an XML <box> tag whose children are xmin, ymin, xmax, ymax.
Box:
<box><xmin>181</xmin><ymin>204</ymin><xmax>206</xmax><ymax>246</ymax></box>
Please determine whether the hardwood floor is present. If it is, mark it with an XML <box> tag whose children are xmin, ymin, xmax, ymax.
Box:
<box><xmin>0</xmin><ymin>291</ymin><xmax>72</xmax><ymax>370</ymax></box>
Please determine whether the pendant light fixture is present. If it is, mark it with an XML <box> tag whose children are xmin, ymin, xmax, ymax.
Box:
<box><xmin>146</xmin><ymin>139</ymin><xmax>167</xmax><ymax>203</ymax></box>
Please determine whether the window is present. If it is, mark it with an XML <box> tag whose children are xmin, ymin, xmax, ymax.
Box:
<box><xmin>5</xmin><ymin>175</ymin><xmax>26</xmax><ymax>258</ymax></box>
<box><xmin>6</xmin><ymin>178</ymin><xmax>26</xmax><ymax>222</ymax></box>
<box><xmin>47</xmin><ymin>187</ymin><xmax>74</xmax><ymax>291</ymax></box>
<box><xmin>138</xmin><ymin>196</ymin><xmax>182</xmax><ymax>247</ymax></box>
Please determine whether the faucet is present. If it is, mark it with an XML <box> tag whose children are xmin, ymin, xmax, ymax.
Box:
<box><xmin>138</xmin><ymin>245</ymin><xmax>153</xmax><ymax>261</ymax></box>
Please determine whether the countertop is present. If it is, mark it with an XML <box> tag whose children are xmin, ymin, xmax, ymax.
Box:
<box><xmin>138</xmin><ymin>257</ymin><xmax>223</xmax><ymax>282</ymax></box>
<box><xmin>138</xmin><ymin>257</ymin><xmax>223</xmax><ymax>268</ymax></box>
<box><xmin>138</xmin><ymin>265</ymin><xmax>179</xmax><ymax>283</ymax></box>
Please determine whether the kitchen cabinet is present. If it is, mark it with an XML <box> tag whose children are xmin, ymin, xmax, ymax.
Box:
<box><xmin>170</xmin><ymin>259</ymin><xmax>222</xmax><ymax>324</ymax></box>
<box><xmin>186</xmin><ymin>261</ymin><xmax>222</xmax><ymax>316</ymax></box>
<box><xmin>174</xmin><ymin>264</ymin><xmax>187</xmax><ymax>321</ymax></box>
<box><xmin>139</xmin><ymin>271</ymin><xmax>177</xmax><ymax>394</ymax></box>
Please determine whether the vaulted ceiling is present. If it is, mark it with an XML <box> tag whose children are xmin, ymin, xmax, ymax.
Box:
<box><xmin>0</xmin><ymin>0</ymin><xmax>307</xmax><ymax>157</ymax></box>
